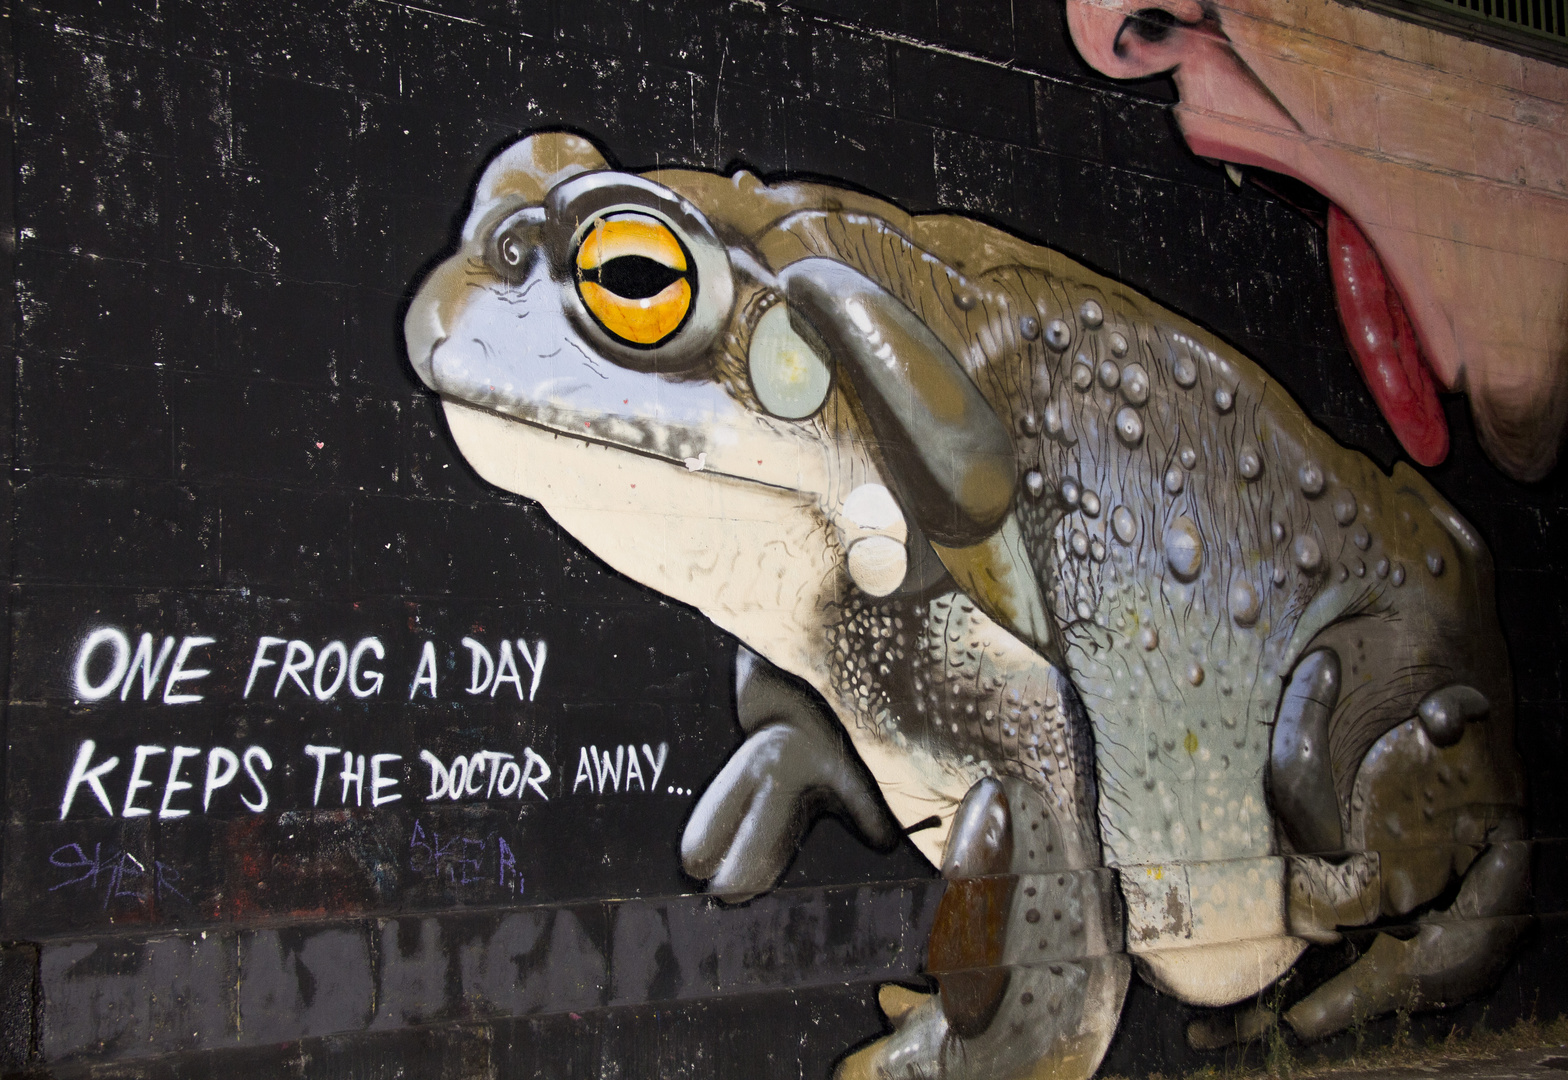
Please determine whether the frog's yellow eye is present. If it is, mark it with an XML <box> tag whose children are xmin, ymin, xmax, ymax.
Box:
<box><xmin>574</xmin><ymin>213</ymin><xmax>695</xmax><ymax>347</ymax></box>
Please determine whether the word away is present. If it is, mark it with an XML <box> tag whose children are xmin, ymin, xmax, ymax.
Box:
<box><xmin>571</xmin><ymin>743</ymin><xmax>675</xmax><ymax>794</ymax></box>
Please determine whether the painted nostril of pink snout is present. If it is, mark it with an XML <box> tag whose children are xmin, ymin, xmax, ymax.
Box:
<box><xmin>403</xmin><ymin>291</ymin><xmax>447</xmax><ymax>391</ymax></box>
<box><xmin>1066</xmin><ymin>0</ymin><xmax>1205</xmax><ymax>79</ymax></box>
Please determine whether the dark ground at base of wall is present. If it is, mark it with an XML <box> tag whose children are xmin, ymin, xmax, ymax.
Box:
<box><xmin>1306</xmin><ymin>1045</ymin><xmax>1568</xmax><ymax>1080</ymax></box>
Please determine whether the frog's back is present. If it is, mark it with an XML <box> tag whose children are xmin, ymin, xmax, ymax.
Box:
<box><xmin>962</xmin><ymin>250</ymin><xmax>1510</xmax><ymax>870</ymax></box>
<box><xmin>749</xmin><ymin>201</ymin><xmax>1510</xmax><ymax>871</ymax></box>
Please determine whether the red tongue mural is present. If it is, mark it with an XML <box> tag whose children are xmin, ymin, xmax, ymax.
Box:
<box><xmin>1326</xmin><ymin>205</ymin><xmax>1449</xmax><ymax>466</ymax></box>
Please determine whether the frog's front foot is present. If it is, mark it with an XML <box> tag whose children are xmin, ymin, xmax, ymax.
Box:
<box><xmin>681</xmin><ymin>647</ymin><xmax>901</xmax><ymax>902</ymax></box>
<box><xmin>838</xmin><ymin>778</ymin><xmax>1130</xmax><ymax>1080</ymax></box>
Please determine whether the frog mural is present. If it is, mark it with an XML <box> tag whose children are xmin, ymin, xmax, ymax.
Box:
<box><xmin>404</xmin><ymin>131</ymin><xmax>1528</xmax><ymax>1080</ymax></box>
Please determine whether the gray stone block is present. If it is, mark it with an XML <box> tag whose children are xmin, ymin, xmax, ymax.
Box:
<box><xmin>371</xmin><ymin>916</ymin><xmax>449</xmax><ymax>1030</ymax></box>
<box><xmin>39</xmin><ymin>933</ymin><xmax>233</xmax><ymax>1063</ymax></box>
<box><xmin>457</xmin><ymin>908</ymin><xmax>607</xmax><ymax>1016</ymax></box>
<box><xmin>237</xmin><ymin>926</ymin><xmax>373</xmax><ymax>1044</ymax></box>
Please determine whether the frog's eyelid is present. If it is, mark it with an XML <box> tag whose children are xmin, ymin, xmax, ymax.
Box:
<box><xmin>576</xmin><ymin>214</ymin><xmax>689</xmax><ymax>274</ymax></box>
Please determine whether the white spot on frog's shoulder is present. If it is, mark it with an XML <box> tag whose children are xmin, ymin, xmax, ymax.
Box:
<box><xmin>1112</xmin><ymin>505</ymin><xmax>1136</xmax><ymax>544</ymax></box>
<box><xmin>1298</xmin><ymin>462</ymin><xmax>1324</xmax><ymax>496</ymax></box>
<box><xmin>1115</xmin><ymin>406</ymin><xmax>1144</xmax><ymax>447</ymax></box>
<box><xmin>847</xmin><ymin>535</ymin><xmax>908</xmax><ymax>597</ymax></box>
<box><xmin>842</xmin><ymin>484</ymin><xmax>903</xmax><ymax>531</ymax></box>
<box><xmin>1332</xmin><ymin>488</ymin><xmax>1358</xmax><ymax>525</ymax></box>
<box><xmin>1171</xmin><ymin>337</ymin><xmax>1198</xmax><ymax>388</ymax></box>
<box><xmin>1238</xmin><ymin>445</ymin><xmax>1261</xmax><ymax>480</ymax></box>
<box><xmin>1293</xmin><ymin>534</ymin><xmax>1322</xmax><ymax>571</ymax></box>
<box><xmin>1121</xmin><ymin>363</ymin><xmax>1149</xmax><ymax>405</ymax></box>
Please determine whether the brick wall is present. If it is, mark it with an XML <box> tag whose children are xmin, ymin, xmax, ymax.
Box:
<box><xmin>1</xmin><ymin>0</ymin><xmax>1564</xmax><ymax>1075</ymax></box>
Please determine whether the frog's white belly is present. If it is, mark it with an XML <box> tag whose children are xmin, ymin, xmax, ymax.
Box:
<box><xmin>1116</xmin><ymin>855</ymin><xmax>1305</xmax><ymax>1005</ymax></box>
<box><xmin>1068</xmin><ymin>594</ymin><xmax>1307</xmax><ymax>1005</ymax></box>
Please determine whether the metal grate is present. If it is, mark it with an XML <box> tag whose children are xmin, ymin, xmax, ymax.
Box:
<box><xmin>1405</xmin><ymin>0</ymin><xmax>1567</xmax><ymax>44</ymax></box>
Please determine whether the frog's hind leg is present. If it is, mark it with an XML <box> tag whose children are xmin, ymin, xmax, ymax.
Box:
<box><xmin>1279</xmin><ymin>677</ymin><xmax>1530</xmax><ymax>1043</ymax></box>
<box><xmin>837</xmin><ymin>775</ymin><xmax>1130</xmax><ymax>1080</ymax></box>
<box><xmin>1284</xmin><ymin>836</ymin><xmax>1530</xmax><ymax>1040</ymax></box>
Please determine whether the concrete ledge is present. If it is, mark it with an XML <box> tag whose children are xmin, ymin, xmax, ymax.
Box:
<box><xmin>35</xmin><ymin>880</ymin><xmax>942</xmax><ymax>1066</ymax></box>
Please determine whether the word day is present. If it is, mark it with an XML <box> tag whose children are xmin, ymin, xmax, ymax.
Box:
<box><xmin>70</xmin><ymin>627</ymin><xmax>548</xmax><ymax>704</ymax></box>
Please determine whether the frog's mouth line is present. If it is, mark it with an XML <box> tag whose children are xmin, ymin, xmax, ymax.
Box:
<box><xmin>1208</xmin><ymin>159</ymin><xmax>1450</xmax><ymax>467</ymax></box>
<box><xmin>442</xmin><ymin>394</ymin><xmax>800</xmax><ymax>496</ymax></box>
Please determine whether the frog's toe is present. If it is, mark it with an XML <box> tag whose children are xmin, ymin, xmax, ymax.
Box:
<box><xmin>834</xmin><ymin>995</ymin><xmax>948</xmax><ymax>1080</ymax></box>
<box><xmin>1284</xmin><ymin>840</ymin><xmax>1530</xmax><ymax>1042</ymax></box>
<box><xmin>1416</xmin><ymin>683</ymin><xmax>1491</xmax><ymax>747</ymax></box>
<box><xmin>878</xmin><ymin>983</ymin><xmax>935</xmax><ymax>1025</ymax></box>
<box><xmin>838</xmin><ymin>961</ymin><xmax>1132</xmax><ymax>1080</ymax></box>
<box><xmin>1270</xmin><ymin>647</ymin><xmax>1344</xmax><ymax>857</ymax></box>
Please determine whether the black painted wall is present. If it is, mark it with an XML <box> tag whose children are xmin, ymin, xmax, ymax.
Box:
<box><xmin>0</xmin><ymin>0</ymin><xmax>1563</xmax><ymax>1075</ymax></box>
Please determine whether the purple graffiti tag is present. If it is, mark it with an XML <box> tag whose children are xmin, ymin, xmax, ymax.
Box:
<box><xmin>497</xmin><ymin>835</ymin><xmax>523</xmax><ymax>894</ymax></box>
<box><xmin>154</xmin><ymin>860</ymin><xmax>189</xmax><ymax>904</ymax></box>
<box><xmin>49</xmin><ymin>842</ymin><xmax>188</xmax><ymax>911</ymax></box>
<box><xmin>48</xmin><ymin>842</ymin><xmax>105</xmax><ymax>892</ymax></box>
<box><xmin>409</xmin><ymin>820</ymin><xmax>525</xmax><ymax>894</ymax></box>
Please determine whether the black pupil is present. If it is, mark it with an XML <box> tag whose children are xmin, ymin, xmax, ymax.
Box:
<box><xmin>582</xmin><ymin>255</ymin><xmax>684</xmax><ymax>300</ymax></box>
